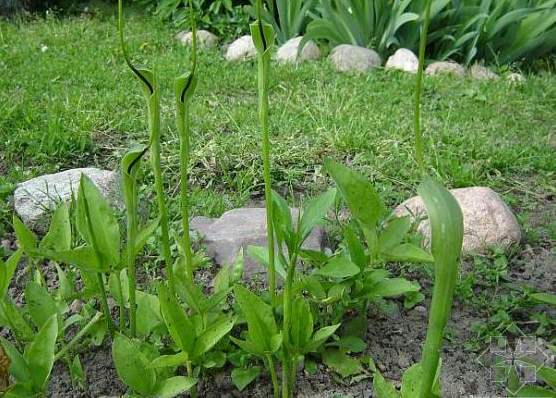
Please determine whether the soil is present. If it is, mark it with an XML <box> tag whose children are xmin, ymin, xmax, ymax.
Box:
<box><xmin>2</xmin><ymin>196</ymin><xmax>554</xmax><ymax>398</ymax></box>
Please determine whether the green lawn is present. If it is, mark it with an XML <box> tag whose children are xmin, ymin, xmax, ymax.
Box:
<box><xmin>1</xmin><ymin>2</ymin><xmax>555</xmax><ymax>236</ymax></box>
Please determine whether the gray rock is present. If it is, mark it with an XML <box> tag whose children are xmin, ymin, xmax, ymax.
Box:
<box><xmin>329</xmin><ymin>44</ymin><xmax>381</xmax><ymax>72</ymax></box>
<box><xmin>224</xmin><ymin>35</ymin><xmax>257</xmax><ymax>61</ymax></box>
<box><xmin>394</xmin><ymin>186</ymin><xmax>521</xmax><ymax>255</ymax></box>
<box><xmin>425</xmin><ymin>61</ymin><xmax>465</xmax><ymax>77</ymax></box>
<box><xmin>275</xmin><ymin>36</ymin><xmax>319</xmax><ymax>63</ymax></box>
<box><xmin>14</xmin><ymin>168</ymin><xmax>122</xmax><ymax>233</ymax></box>
<box><xmin>175</xmin><ymin>29</ymin><xmax>218</xmax><ymax>49</ymax></box>
<box><xmin>385</xmin><ymin>48</ymin><xmax>418</xmax><ymax>73</ymax></box>
<box><xmin>191</xmin><ymin>207</ymin><xmax>325</xmax><ymax>280</ymax></box>
<box><xmin>469</xmin><ymin>64</ymin><xmax>498</xmax><ymax>80</ymax></box>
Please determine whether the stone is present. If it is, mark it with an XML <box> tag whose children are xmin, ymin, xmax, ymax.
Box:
<box><xmin>14</xmin><ymin>168</ymin><xmax>122</xmax><ymax>233</ymax></box>
<box><xmin>394</xmin><ymin>187</ymin><xmax>521</xmax><ymax>255</ymax></box>
<box><xmin>425</xmin><ymin>61</ymin><xmax>465</xmax><ymax>77</ymax></box>
<box><xmin>275</xmin><ymin>36</ymin><xmax>320</xmax><ymax>63</ymax></box>
<box><xmin>507</xmin><ymin>72</ymin><xmax>525</xmax><ymax>83</ymax></box>
<box><xmin>385</xmin><ymin>48</ymin><xmax>418</xmax><ymax>73</ymax></box>
<box><xmin>224</xmin><ymin>35</ymin><xmax>257</xmax><ymax>61</ymax></box>
<box><xmin>175</xmin><ymin>29</ymin><xmax>218</xmax><ymax>49</ymax></box>
<box><xmin>191</xmin><ymin>208</ymin><xmax>325</xmax><ymax>280</ymax></box>
<box><xmin>329</xmin><ymin>44</ymin><xmax>381</xmax><ymax>72</ymax></box>
<box><xmin>469</xmin><ymin>64</ymin><xmax>498</xmax><ymax>80</ymax></box>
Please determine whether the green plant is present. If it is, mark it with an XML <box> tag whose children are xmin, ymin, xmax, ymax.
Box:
<box><xmin>301</xmin><ymin>0</ymin><xmax>419</xmax><ymax>56</ymax></box>
<box><xmin>245</xmin><ymin>0</ymin><xmax>317</xmax><ymax>44</ymax></box>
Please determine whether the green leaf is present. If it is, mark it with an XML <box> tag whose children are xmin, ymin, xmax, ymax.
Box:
<box><xmin>0</xmin><ymin>249</ymin><xmax>22</xmax><ymax>297</ymax></box>
<box><xmin>301</xmin><ymin>275</ymin><xmax>326</xmax><ymax>301</ymax></box>
<box><xmin>24</xmin><ymin>315</ymin><xmax>58</xmax><ymax>390</ymax></box>
<box><xmin>231</xmin><ymin>247</ymin><xmax>244</xmax><ymax>284</ymax></box>
<box><xmin>380</xmin><ymin>243</ymin><xmax>434</xmax><ymax>263</ymax></box>
<box><xmin>149</xmin><ymin>352</ymin><xmax>189</xmax><ymax>368</ymax></box>
<box><xmin>233</xmin><ymin>285</ymin><xmax>278</xmax><ymax>356</ymax></box>
<box><xmin>324</xmin><ymin>159</ymin><xmax>384</xmax><ymax>228</ymax></box>
<box><xmin>13</xmin><ymin>215</ymin><xmax>37</xmax><ymax>250</ymax></box>
<box><xmin>136</xmin><ymin>290</ymin><xmax>162</xmax><ymax>338</ymax></box>
<box><xmin>530</xmin><ymin>292</ymin><xmax>556</xmax><ymax>306</ymax></box>
<box><xmin>378</xmin><ymin>216</ymin><xmax>411</xmax><ymax>250</ymax></box>
<box><xmin>514</xmin><ymin>386</ymin><xmax>556</xmax><ymax>397</ymax></box>
<box><xmin>401</xmin><ymin>363</ymin><xmax>441</xmax><ymax>398</ymax></box>
<box><xmin>112</xmin><ymin>333</ymin><xmax>156</xmax><ymax>395</ymax></box>
<box><xmin>158</xmin><ymin>283</ymin><xmax>194</xmax><ymax>354</ymax></box>
<box><xmin>231</xmin><ymin>366</ymin><xmax>261</xmax><ymax>391</ymax></box>
<box><xmin>175</xmin><ymin>73</ymin><xmax>198</xmax><ymax>105</ymax></box>
<box><xmin>250</xmin><ymin>20</ymin><xmax>275</xmax><ymax>55</ymax></box>
<box><xmin>299</xmin><ymin>188</ymin><xmax>336</xmax><ymax>240</ymax></box>
<box><xmin>373</xmin><ymin>371</ymin><xmax>401</xmax><ymax>398</ymax></box>
<box><xmin>39</xmin><ymin>203</ymin><xmax>71</xmax><ymax>252</ymax></box>
<box><xmin>76</xmin><ymin>175</ymin><xmax>120</xmax><ymax>269</ymax></box>
<box><xmin>289</xmin><ymin>297</ymin><xmax>313</xmax><ymax>351</ymax></box>
<box><xmin>337</xmin><ymin>335</ymin><xmax>367</xmax><ymax>353</ymax></box>
<box><xmin>0</xmin><ymin>298</ymin><xmax>34</xmax><ymax>342</ymax></box>
<box><xmin>39</xmin><ymin>247</ymin><xmax>100</xmax><ymax>272</ymax></box>
<box><xmin>343</xmin><ymin>225</ymin><xmax>367</xmax><ymax>270</ymax></box>
<box><xmin>306</xmin><ymin>323</ymin><xmax>341</xmax><ymax>352</ymax></box>
<box><xmin>154</xmin><ymin>376</ymin><xmax>198</xmax><ymax>398</ymax></box>
<box><xmin>192</xmin><ymin>315</ymin><xmax>236</xmax><ymax>359</ymax></box>
<box><xmin>133</xmin><ymin>216</ymin><xmax>161</xmax><ymax>256</ymax></box>
<box><xmin>25</xmin><ymin>281</ymin><xmax>61</xmax><ymax>329</ymax></box>
<box><xmin>369</xmin><ymin>278</ymin><xmax>420</xmax><ymax>298</ymax></box>
<box><xmin>322</xmin><ymin>349</ymin><xmax>363</xmax><ymax>378</ymax></box>
<box><xmin>247</xmin><ymin>245</ymin><xmax>287</xmax><ymax>279</ymax></box>
<box><xmin>536</xmin><ymin>364</ymin><xmax>556</xmax><ymax>391</ymax></box>
<box><xmin>313</xmin><ymin>256</ymin><xmax>360</xmax><ymax>279</ymax></box>
<box><xmin>1</xmin><ymin>338</ymin><xmax>31</xmax><ymax>382</ymax></box>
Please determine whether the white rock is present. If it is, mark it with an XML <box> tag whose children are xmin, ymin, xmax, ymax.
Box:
<box><xmin>469</xmin><ymin>64</ymin><xmax>498</xmax><ymax>80</ymax></box>
<box><xmin>175</xmin><ymin>29</ymin><xmax>218</xmax><ymax>49</ymax></box>
<box><xmin>275</xmin><ymin>36</ymin><xmax>319</xmax><ymax>63</ymax></box>
<box><xmin>14</xmin><ymin>168</ymin><xmax>122</xmax><ymax>233</ymax></box>
<box><xmin>425</xmin><ymin>61</ymin><xmax>465</xmax><ymax>77</ymax></box>
<box><xmin>329</xmin><ymin>44</ymin><xmax>381</xmax><ymax>72</ymax></box>
<box><xmin>394</xmin><ymin>186</ymin><xmax>521</xmax><ymax>255</ymax></box>
<box><xmin>191</xmin><ymin>208</ymin><xmax>325</xmax><ymax>280</ymax></box>
<box><xmin>385</xmin><ymin>48</ymin><xmax>418</xmax><ymax>73</ymax></box>
<box><xmin>224</xmin><ymin>35</ymin><xmax>257</xmax><ymax>61</ymax></box>
<box><xmin>507</xmin><ymin>72</ymin><xmax>525</xmax><ymax>83</ymax></box>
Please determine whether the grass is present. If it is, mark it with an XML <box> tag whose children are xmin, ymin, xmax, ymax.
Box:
<box><xmin>1</xmin><ymin>1</ymin><xmax>556</xmax><ymax>237</ymax></box>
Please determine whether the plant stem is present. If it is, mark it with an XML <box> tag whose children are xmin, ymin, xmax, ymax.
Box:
<box><xmin>255</xmin><ymin>0</ymin><xmax>276</xmax><ymax>302</ymax></box>
<box><xmin>54</xmin><ymin>312</ymin><xmax>103</xmax><ymax>362</ymax></box>
<box><xmin>186</xmin><ymin>361</ymin><xmax>197</xmax><ymax>398</ymax></box>
<box><xmin>148</xmin><ymin>92</ymin><xmax>175</xmax><ymax>287</ymax></box>
<box><xmin>266</xmin><ymin>354</ymin><xmax>280</xmax><ymax>398</ymax></box>
<box><xmin>281</xmin><ymin>253</ymin><xmax>298</xmax><ymax>398</ymax></box>
<box><xmin>413</xmin><ymin>0</ymin><xmax>434</xmax><ymax>175</ymax></box>
<box><xmin>96</xmin><ymin>273</ymin><xmax>114</xmax><ymax>338</ymax></box>
<box><xmin>176</xmin><ymin>0</ymin><xmax>198</xmax><ymax>284</ymax></box>
<box><xmin>114</xmin><ymin>270</ymin><xmax>126</xmax><ymax>332</ymax></box>
<box><xmin>126</xmin><ymin>177</ymin><xmax>138</xmax><ymax>336</ymax></box>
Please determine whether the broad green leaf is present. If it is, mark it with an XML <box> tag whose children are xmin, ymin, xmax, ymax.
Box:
<box><xmin>324</xmin><ymin>159</ymin><xmax>384</xmax><ymax>228</ymax></box>
<box><xmin>306</xmin><ymin>323</ymin><xmax>341</xmax><ymax>352</ymax></box>
<box><xmin>401</xmin><ymin>363</ymin><xmax>441</xmax><ymax>398</ymax></box>
<box><xmin>231</xmin><ymin>366</ymin><xmax>261</xmax><ymax>391</ymax></box>
<box><xmin>149</xmin><ymin>352</ymin><xmax>189</xmax><ymax>368</ymax></box>
<box><xmin>4</xmin><ymin>382</ymin><xmax>36</xmax><ymax>398</ymax></box>
<box><xmin>313</xmin><ymin>256</ymin><xmax>360</xmax><ymax>279</ymax></box>
<box><xmin>1</xmin><ymin>338</ymin><xmax>31</xmax><ymax>382</ymax></box>
<box><xmin>233</xmin><ymin>285</ymin><xmax>277</xmax><ymax>355</ymax></box>
<box><xmin>214</xmin><ymin>264</ymin><xmax>230</xmax><ymax>294</ymax></box>
<box><xmin>343</xmin><ymin>225</ymin><xmax>367</xmax><ymax>270</ymax></box>
<box><xmin>299</xmin><ymin>188</ymin><xmax>336</xmax><ymax>240</ymax></box>
<box><xmin>112</xmin><ymin>333</ymin><xmax>156</xmax><ymax>395</ymax></box>
<box><xmin>380</xmin><ymin>243</ymin><xmax>434</xmax><ymax>263</ymax></box>
<box><xmin>0</xmin><ymin>298</ymin><xmax>34</xmax><ymax>342</ymax></box>
<box><xmin>158</xmin><ymin>283</ymin><xmax>194</xmax><ymax>354</ymax></box>
<box><xmin>192</xmin><ymin>316</ymin><xmax>236</xmax><ymax>359</ymax></box>
<box><xmin>337</xmin><ymin>335</ymin><xmax>367</xmax><ymax>353</ymax></box>
<box><xmin>175</xmin><ymin>73</ymin><xmax>198</xmax><ymax>105</ymax></box>
<box><xmin>301</xmin><ymin>274</ymin><xmax>326</xmax><ymax>301</ymax></box>
<box><xmin>76</xmin><ymin>175</ymin><xmax>120</xmax><ymax>269</ymax></box>
<box><xmin>12</xmin><ymin>215</ymin><xmax>37</xmax><ymax>250</ymax></box>
<box><xmin>40</xmin><ymin>247</ymin><xmax>100</xmax><ymax>272</ymax></box>
<box><xmin>289</xmin><ymin>297</ymin><xmax>313</xmax><ymax>351</ymax></box>
<box><xmin>25</xmin><ymin>282</ymin><xmax>61</xmax><ymax>329</ymax></box>
<box><xmin>322</xmin><ymin>349</ymin><xmax>363</xmax><ymax>378</ymax></box>
<box><xmin>247</xmin><ymin>245</ymin><xmax>287</xmax><ymax>280</ymax></box>
<box><xmin>231</xmin><ymin>247</ymin><xmax>244</xmax><ymax>284</ymax></box>
<box><xmin>136</xmin><ymin>290</ymin><xmax>162</xmax><ymax>338</ymax></box>
<box><xmin>133</xmin><ymin>216</ymin><xmax>161</xmax><ymax>256</ymax></box>
<box><xmin>373</xmin><ymin>371</ymin><xmax>401</xmax><ymax>398</ymax></box>
<box><xmin>154</xmin><ymin>376</ymin><xmax>198</xmax><ymax>398</ymax></box>
<box><xmin>530</xmin><ymin>292</ymin><xmax>556</xmax><ymax>306</ymax></box>
<box><xmin>250</xmin><ymin>20</ymin><xmax>275</xmax><ymax>55</ymax></box>
<box><xmin>39</xmin><ymin>203</ymin><xmax>71</xmax><ymax>252</ymax></box>
<box><xmin>0</xmin><ymin>249</ymin><xmax>22</xmax><ymax>297</ymax></box>
<box><xmin>24</xmin><ymin>315</ymin><xmax>58</xmax><ymax>390</ymax></box>
<box><xmin>536</xmin><ymin>365</ymin><xmax>556</xmax><ymax>391</ymax></box>
<box><xmin>378</xmin><ymin>216</ymin><xmax>411</xmax><ymax>250</ymax></box>
<box><xmin>514</xmin><ymin>386</ymin><xmax>556</xmax><ymax>397</ymax></box>
<box><xmin>368</xmin><ymin>278</ymin><xmax>420</xmax><ymax>298</ymax></box>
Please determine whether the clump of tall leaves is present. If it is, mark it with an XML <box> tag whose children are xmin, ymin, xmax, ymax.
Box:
<box><xmin>372</xmin><ymin>0</ymin><xmax>464</xmax><ymax>397</ymax></box>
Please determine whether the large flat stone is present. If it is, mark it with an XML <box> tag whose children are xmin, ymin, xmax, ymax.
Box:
<box><xmin>224</xmin><ymin>35</ymin><xmax>257</xmax><ymax>61</ymax></box>
<box><xmin>14</xmin><ymin>168</ymin><xmax>122</xmax><ymax>233</ymax></box>
<box><xmin>329</xmin><ymin>45</ymin><xmax>381</xmax><ymax>72</ymax></box>
<box><xmin>394</xmin><ymin>186</ymin><xmax>521</xmax><ymax>255</ymax></box>
<box><xmin>191</xmin><ymin>207</ymin><xmax>325</xmax><ymax>280</ymax></box>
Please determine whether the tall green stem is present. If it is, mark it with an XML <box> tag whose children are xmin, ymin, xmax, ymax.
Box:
<box><xmin>125</xmin><ymin>181</ymin><xmax>138</xmax><ymax>336</ymax></box>
<box><xmin>266</xmin><ymin>354</ymin><xmax>280</xmax><ymax>398</ymax></box>
<box><xmin>176</xmin><ymin>0</ymin><xmax>198</xmax><ymax>283</ymax></box>
<box><xmin>255</xmin><ymin>0</ymin><xmax>276</xmax><ymax>301</ymax></box>
<box><xmin>413</xmin><ymin>0</ymin><xmax>433</xmax><ymax>175</ymax></box>
<box><xmin>114</xmin><ymin>270</ymin><xmax>126</xmax><ymax>332</ymax></box>
<box><xmin>281</xmin><ymin>253</ymin><xmax>298</xmax><ymax>398</ymax></box>
<box><xmin>96</xmin><ymin>273</ymin><xmax>113</xmax><ymax>338</ymax></box>
<box><xmin>54</xmin><ymin>312</ymin><xmax>103</xmax><ymax>362</ymax></box>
